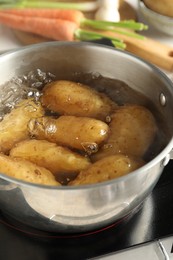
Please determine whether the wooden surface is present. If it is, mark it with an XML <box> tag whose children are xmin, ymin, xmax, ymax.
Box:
<box><xmin>108</xmin><ymin>31</ymin><xmax>173</xmax><ymax>71</ymax></box>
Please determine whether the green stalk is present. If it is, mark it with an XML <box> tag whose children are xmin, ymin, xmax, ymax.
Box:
<box><xmin>74</xmin><ymin>29</ymin><xmax>126</xmax><ymax>50</ymax></box>
<box><xmin>0</xmin><ymin>0</ymin><xmax>146</xmax><ymax>49</ymax></box>
<box><xmin>0</xmin><ymin>1</ymin><xmax>148</xmax><ymax>34</ymax></box>
<box><xmin>0</xmin><ymin>4</ymin><xmax>15</xmax><ymax>8</ymax></box>
<box><xmin>0</xmin><ymin>0</ymin><xmax>98</xmax><ymax>11</ymax></box>
<box><xmin>81</xmin><ymin>18</ymin><xmax>148</xmax><ymax>31</ymax></box>
<box><xmin>111</xmin><ymin>40</ymin><xmax>126</xmax><ymax>50</ymax></box>
<box><xmin>0</xmin><ymin>0</ymin><xmax>17</xmax><ymax>8</ymax></box>
<box><xmin>0</xmin><ymin>0</ymin><xmax>16</xmax><ymax>3</ymax></box>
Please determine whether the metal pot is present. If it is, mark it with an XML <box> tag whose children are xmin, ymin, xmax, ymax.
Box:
<box><xmin>0</xmin><ymin>41</ymin><xmax>173</xmax><ymax>233</ymax></box>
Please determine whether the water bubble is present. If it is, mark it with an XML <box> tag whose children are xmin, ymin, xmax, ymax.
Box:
<box><xmin>27</xmin><ymin>91</ymin><xmax>34</xmax><ymax>97</ymax></box>
<box><xmin>103</xmin><ymin>143</ymin><xmax>113</xmax><ymax>149</ymax></box>
<box><xmin>24</xmin><ymin>104</ymin><xmax>37</xmax><ymax>112</ymax></box>
<box><xmin>26</xmin><ymin>89</ymin><xmax>41</xmax><ymax>100</ymax></box>
<box><xmin>72</xmin><ymin>72</ymin><xmax>81</xmax><ymax>77</ymax></box>
<box><xmin>31</xmin><ymin>82</ymin><xmax>43</xmax><ymax>89</ymax></box>
<box><xmin>91</xmin><ymin>72</ymin><xmax>102</xmax><ymax>80</ymax></box>
<box><xmin>45</xmin><ymin>124</ymin><xmax>57</xmax><ymax>135</ymax></box>
<box><xmin>0</xmin><ymin>69</ymin><xmax>55</xmax><ymax>119</ymax></box>
<box><xmin>105</xmin><ymin>115</ymin><xmax>112</xmax><ymax>123</ymax></box>
<box><xmin>81</xmin><ymin>142</ymin><xmax>98</xmax><ymax>155</ymax></box>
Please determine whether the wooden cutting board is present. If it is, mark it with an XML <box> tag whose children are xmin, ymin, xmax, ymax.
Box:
<box><xmin>107</xmin><ymin>31</ymin><xmax>173</xmax><ymax>72</ymax></box>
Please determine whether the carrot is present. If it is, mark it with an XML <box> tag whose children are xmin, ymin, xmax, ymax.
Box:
<box><xmin>0</xmin><ymin>8</ymin><xmax>148</xmax><ymax>32</ymax></box>
<box><xmin>0</xmin><ymin>10</ymin><xmax>147</xmax><ymax>48</ymax></box>
<box><xmin>1</xmin><ymin>8</ymin><xmax>84</xmax><ymax>26</ymax></box>
<box><xmin>0</xmin><ymin>12</ymin><xmax>77</xmax><ymax>41</ymax></box>
<box><xmin>0</xmin><ymin>12</ymin><xmax>128</xmax><ymax>48</ymax></box>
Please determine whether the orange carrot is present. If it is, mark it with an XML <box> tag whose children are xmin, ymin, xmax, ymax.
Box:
<box><xmin>0</xmin><ymin>12</ymin><xmax>126</xmax><ymax>48</ymax></box>
<box><xmin>0</xmin><ymin>8</ymin><xmax>84</xmax><ymax>26</ymax></box>
<box><xmin>0</xmin><ymin>10</ymin><xmax>146</xmax><ymax>49</ymax></box>
<box><xmin>0</xmin><ymin>13</ymin><xmax>77</xmax><ymax>41</ymax></box>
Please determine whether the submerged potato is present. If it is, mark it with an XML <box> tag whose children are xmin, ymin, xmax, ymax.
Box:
<box><xmin>0</xmin><ymin>98</ymin><xmax>44</xmax><ymax>153</ymax></box>
<box><xmin>0</xmin><ymin>153</ymin><xmax>60</xmax><ymax>186</ymax></box>
<box><xmin>10</xmin><ymin>139</ymin><xmax>91</xmax><ymax>175</ymax></box>
<box><xmin>92</xmin><ymin>105</ymin><xmax>158</xmax><ymax>161</ymax></box>
<box><xmin>41</xmin><ymin>80</ymin><xmax>117</xmax><ymax>120</ymax></box>
<box><xmin>69</xmin><ymin>154</ymin><xmax>144</xmax><ymax>185</ymax></box>
<box><xmin>28</xmin><ymin>115</ymin><xmax>109</xmax><ymax>151</ymax></box>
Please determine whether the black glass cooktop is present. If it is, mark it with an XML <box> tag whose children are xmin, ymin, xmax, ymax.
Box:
<box><xmin>0</xmin><ymin>160</ymin><xmax>173</xmax><ymax>260</ymax></box>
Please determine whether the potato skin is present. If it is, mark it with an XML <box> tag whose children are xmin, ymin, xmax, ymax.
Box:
<box><xmin>28</xmin><ymin>115</ymin><xmax>109</xmax><ymax>151</ymax></box>
<box><xmin>69</xmin><ymin>154</ymin><xmax>144</xmax><ymax>185</ymax></box>
<box><xmin>0</xmin><ymin>153</ymin><xmax>60</xmax><ymax>186</ymax></box>
<box><xmin>41</xmin><ymin>80</ymin><xmax>117</xmax><ymax>120</ymax></box>
<box><xmin>10</xmin><ymin>139</ymin><xmax>91</xmax><ymax>175</ymax></box>
<box><xmin>92</xmin><ymin>105</ymin><xmax>158</xmax><ymax>161</ymax></box>
<box><xmin>144</xmin><ymin>0</ymin><xmax>173</xmax><ymax>17</ymax></box>
<box><xmin>0</xmin><ymin>99</ymin><xmax>44</xmax><ymax>153</ymax></box>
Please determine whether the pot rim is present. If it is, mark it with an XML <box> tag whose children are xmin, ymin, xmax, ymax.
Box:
<box><xmin>0</xmin><ymin>41</ymin><xmax>173</xmax><ymax>190</ymax></box>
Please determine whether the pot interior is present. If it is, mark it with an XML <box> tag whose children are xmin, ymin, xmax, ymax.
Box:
<box><xmin>0</xmin><ymin>42</ymin><xmax>173</xmax><ymax>176</ymax></box>
<box><xmin>1</xmin><ymin>42</ymin><xmax>172</xmax><ymax>159</ymax></box>
<box><xmin>0</xmin><ymin>42</ymin><xmax>173</xmax><ymax>233</ymax></box>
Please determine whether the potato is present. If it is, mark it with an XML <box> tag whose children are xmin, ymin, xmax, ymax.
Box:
<box><xmin>10</xmin><ymin>139</ymin><xmax>91</xmax><ymax>175</ymax></box>
<box><xmin>28</xmin><ymin>115</ymin><xmax>109</xmax><ymax>151</ymax></box>
<box><xmin>0</xmin><ymin>98</ymin><xmax>44</xmax><ymax>153</ymax></box>
<box><xmin>144</xmin><ymin>0</ymin><xmax>173</xmax><ymax>17</ymax></box>
<box><xmin>41</xmin><ymin>80</ymin><xmax>117</xmax><ymax>120</ymax></box>
<box><xmin>0</xmin><ymin>153</ymin><xmax>60</xmax><ymax>186</ymax></box>
<box><xmin>69</xmin><ymin>154</ymin><xmax>144</xmax><ymax>185</ymax></box>
<box><xmin>92</xmin><ymin>105</ymin><xmax>158</xmax><ymax>161</ymax></box>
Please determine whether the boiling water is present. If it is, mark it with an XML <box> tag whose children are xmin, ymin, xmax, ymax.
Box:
<box><xmin>0</xmin><ymin>69</ymin><xmax>55</xmax><ymax>120</ymax></box>
<box><xmin>0</xmin><ymin>69</ymin><xmax>168</xmax><ymax>163</ymax></box>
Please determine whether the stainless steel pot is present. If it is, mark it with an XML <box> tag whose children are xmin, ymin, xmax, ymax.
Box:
<box><xmin>0</xmin><ymin>41</ymin><xmax>173</xmax><ymax>233</ymax></box>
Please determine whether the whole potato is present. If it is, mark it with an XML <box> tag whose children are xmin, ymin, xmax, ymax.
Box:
<box><xmin>28</xmin><ymin>115</ymin><xmax>109</xmax><ymax>151</ymax></box>
<box><xmin>0</xmin><ymin>98</ymin><xmax>44</xmax><ymax>153</ymax></box>
<box><xmin>92</xmin><ymin>105</ymin><xmax>158</xmax><ymax>161</ymax></box>
<box><xmin>41</xmin><ymin>80</ymin><xmax>117</xmax><ymax>120</ymax></box>
<box><xmin>69</xmin><ymin>154</ymin><xmax>144</xmax><ymax>185</ymax></box>
<box><xmin>10</xmin><ymin>139</ymin><xmax>91</xmax><ymax>175</ymax></box>
<box><xmin>0</xmin><ymin>153</ymin><xmax>60</xmax><ymax>186</ymax></box>
<box><xmin>144</xmin><ymin>0</ymin><xmax>173</xmax><ymax>17</ymax></box>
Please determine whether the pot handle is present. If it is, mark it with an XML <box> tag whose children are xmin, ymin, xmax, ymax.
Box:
<box><xmin>162</xmin><ymin>149</ymin><xmax>173</xmax><ymax>167</ymax></box>
<box><xmin>169</xmin><ymin>149</ymin><xmax>173</xmax><ymax>160</ymax></box>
